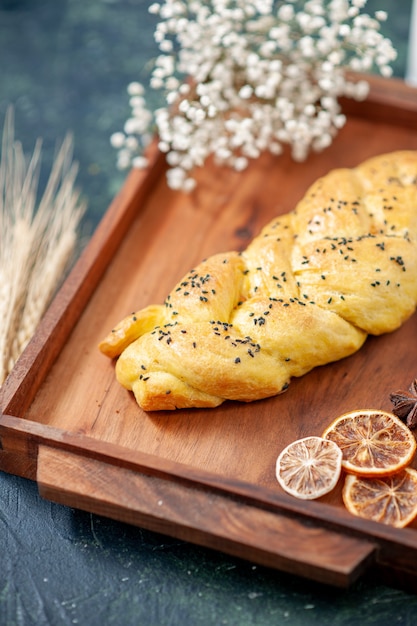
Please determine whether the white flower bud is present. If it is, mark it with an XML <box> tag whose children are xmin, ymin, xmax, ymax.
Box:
<box><xmin>117</xmin><ymin>150</ymin><xmax>131</xmax><ymax>170</ymax></box>
<box><xmin>125</xmin><ymin>136</ymin><xmax>139</xmax><ymax>150</ymax></box>
<box><xmin>132</xmin><ymin>155</ymin><xmax>149</xmax><ymax>169</ymax></box>
<box><xmin>277</xmin><ymin>4</ymin><xmax>294</xmax><ymax>21</ymax></box>
<box><xmin>381</xmin><ymin>65</ymin><xmax>393</xmax><ymax>77</ymax></box>
<box><xmin>110</xmin><ymin>132</ymin><xmax>126</xmax><ymax>149</ymax></box>
<box><xmin>158</xmin><ymin>140</ymin><xmax>170</xmax><ymax>153</ymax></box>
<box><xmin>239</xmin><ymin>85</ymin><xmax>253</xmax><ymax>99</ymax></box>
<box><xmin>166</xmin><ymin>167</ymin><xmax>186</xmax><ymax>189</ymax></box>
<box><xmin>233</xmin><ymin>156</ymin><xmax>248</xmax><ymax>171</ymax></box>
<box><xmin>127</xmin><ymin>82</ymin><xmax>144</xmax><ymax>96</ymax></box>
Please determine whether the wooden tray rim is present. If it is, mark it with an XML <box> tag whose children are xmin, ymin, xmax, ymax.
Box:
<box><xmin>3</xmin><ymin>409</ymin><xmax>417</xmax><ymax>554</ymax></box>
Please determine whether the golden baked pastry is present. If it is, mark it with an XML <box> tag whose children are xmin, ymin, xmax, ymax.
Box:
<box><xmin>99</xmin><ymin>151</ymin><xmax>417</xmax><ymax>410</ymax></box>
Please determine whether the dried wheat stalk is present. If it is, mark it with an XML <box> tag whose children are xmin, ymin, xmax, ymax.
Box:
<box><xmin>0</xmin><ymin>107</ymin><xmax>86</xmax><ymax>384</ymax></box>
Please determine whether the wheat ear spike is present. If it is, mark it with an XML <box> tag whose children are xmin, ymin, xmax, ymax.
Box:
<box><xmin>0</xmin><ymin>107</ymin><xmax>86</xmax><ymax>385</ymax></box>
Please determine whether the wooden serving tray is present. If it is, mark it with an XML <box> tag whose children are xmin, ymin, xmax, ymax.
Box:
<box><xmin>2</xmin><ymin>74</ymin><xmax>417</xmax><ymax>590</ymax></box>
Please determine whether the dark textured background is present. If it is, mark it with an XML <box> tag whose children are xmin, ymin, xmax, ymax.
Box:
<box><xmin>1</xmin><ymin>1</ymin><xmax>417</xmax><ymax>624</ymax></box>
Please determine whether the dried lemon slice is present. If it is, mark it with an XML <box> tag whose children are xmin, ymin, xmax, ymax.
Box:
<box><xmin>322</xmin><ymin>409</ymin><xmax>416</xmax><ymax>477</ymax></box>
<box><xmin>343</xmin><ymin>469</ymin><xmax>417</xmax><ymax>528</ymax></box>
<box><xmin>275</xmin><ymin>436</ymin><xmax>342</xmax><ymax>500</ymax></box>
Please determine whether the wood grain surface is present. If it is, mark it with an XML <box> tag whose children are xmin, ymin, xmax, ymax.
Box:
<box><xmin>1</xmin><ymin>74</ymin><xmax>417</xmax><ymax>588</ymax></box>
<box><xmin>37</xmin><ymin>445</ymin><xmax>377</xmax><ymax>588</ymax></box>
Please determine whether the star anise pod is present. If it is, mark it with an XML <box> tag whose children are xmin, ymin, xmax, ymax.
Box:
<box><xmin>390</xmin><ymin>379</ymin><xmax>417</xmax><ymax>429</ymax></box>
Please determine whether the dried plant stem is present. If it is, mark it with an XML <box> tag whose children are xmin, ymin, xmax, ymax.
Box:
<box><xmin>0</xmin><ymin>108</ymin><xmax>85</xmax><ymax>384</ymax></box>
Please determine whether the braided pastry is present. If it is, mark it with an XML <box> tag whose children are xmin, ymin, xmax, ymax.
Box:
<box><xmin>99</xmin><ymin>151</ymin><xmax>417</xmax><ymax>410</ymax></box>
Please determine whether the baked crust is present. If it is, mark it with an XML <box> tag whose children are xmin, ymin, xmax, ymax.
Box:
<box><xmin>99</xmin><ymin>151</ymin><xmax>417</xmax><ymax>410</ymax></box>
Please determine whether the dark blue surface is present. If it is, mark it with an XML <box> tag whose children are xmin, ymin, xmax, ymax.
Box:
<box><xmin>2</xmin><ymin>1</ymin><xmax>417</xmax><ymax>624</ymax></box>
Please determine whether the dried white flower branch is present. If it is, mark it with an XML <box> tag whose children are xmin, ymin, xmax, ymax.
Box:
<box><xmin>111</xmin><ymin>0</ymin><xmax>397</xmax><ymax>192</ymax></box>
<box><xmin>0</xmin><ymin>108</ymin><xmax>86</xmax><ymax>384</ymax></box>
